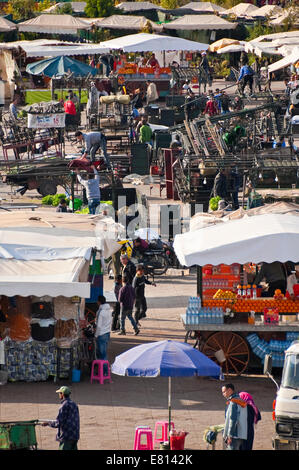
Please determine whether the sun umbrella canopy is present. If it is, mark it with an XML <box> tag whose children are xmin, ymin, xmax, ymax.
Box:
<box><xmin>209</xmin><ymin>38</ymin><xmax>240</xmax><ymax>52</ymax></box>
<box><xmin>26</xmin><ymin>55</ymin><xmax>98</xmax><ymax>77</ymax></box>
<box><xmin>173</xmin><ymin>212</ymin><xmax>299</xmax><ymax>267</ymax></box>
<box><xmin>111</xmin><ymin>339</ymin><xmax>221</xmax><ymax>378</ymax></box>
<box><xmin>99</xmin><ymin>32</ymin><xmax>209</xmax><ymax>52</ymax></box>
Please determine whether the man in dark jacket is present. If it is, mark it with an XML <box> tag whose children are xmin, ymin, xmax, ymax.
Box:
<box><xmin>212</xmin><ymin>169</ymin><xmax>228</xmax><ymax>200</ymax></box>
<box><xmin>120</xmin><ymin>254</ymin><xmax>136</xmax><ymax>284</ymax></box>
<box><xmin>42</xmin><ymin>386</ymin><xmax>80</xmax><ymax>450</ymax></box>
<box><xmin>132</xmin><ymin>265</ymin><xmax>156</xmax><ymax>325</ymax></box>
<box><xmin>118</xmin><ymin>276</ymin><xmax>140</xmax><ymax>336</ymax></box>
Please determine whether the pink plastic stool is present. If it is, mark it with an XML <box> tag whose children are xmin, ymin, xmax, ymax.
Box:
<box><xmin>153</xmin><ymin>421</ymin><xmax>175</xmax><ymax>448</ymax></box>
<box><xmin>90</xmin><ymin>360</ymin><xmax>112</xmax><ymax>384</ymax></box>
<box><xmin>134</xmin><ymin>427</ymin><xmax>153</xmax><ymax>450</ymax></box>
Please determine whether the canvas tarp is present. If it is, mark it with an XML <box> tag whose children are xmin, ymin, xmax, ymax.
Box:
<box><xmin>209</xmin><ymin>38</ymin><xmax>240</xmax><ymax>52</ymax></box>
<box><xmin>99</xmin><ymin>32</ymin><xmax>209</xmax><ymax>52</ymax></box>
<box><xmin>95</xmin><ymin>15</ymin><xmax>162</xmax><ymax>31</ymax></box>
<box><xmin>164</xmin><ymin>14</ymin><xmax>236</xmax><ymax>31</ymax></box>
<box><xmin>18</xmin><ymin>14</ymin><xmax>91</xmax><ymax>34</ymax></box>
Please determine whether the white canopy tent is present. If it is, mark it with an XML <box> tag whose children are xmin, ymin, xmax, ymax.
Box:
<box><xmin>270</xmin><ymin>8</ymin><xmax>299</xmax><ymax>27</ymax></box>
<box><xmin>95</xmin><ymin>15</ymin><xmax>162</xmax><ymax>32</ymax></box>
<box><xmin>99</xmin><ymin>32</ymin><xmax>209</xmax><ymax>52</ymax></box>
<box><xmin>250</xmin><ymin>31</ymin><xmax>299</xmax><ymax>44</ymax></box>
<box><xmin>250</xmin><ymin>4</ymin><xmax>283</xmax><ymax>18</ymax></box>
<box><xmin>0</xmin><ymin>16</ymin><xmax>17</xmax><ymax>32</ymax></box>
<box><xmin>268</xmin><ymin>47</ymin><xmax>299</xmax><ymax>73</ymax></box>
<box><xmin>0</xmin><ymin>210</ymin><xmax>123</xmax><ymax>298</ymax></box>
<box><xmin>173</xmin><ymin>212</ymin><xmax>299</xmax><ymax>267</ymax></box>
<box><xmin>116</xmin><ymin>2</ymin><xmax>164</xmax><ymax>11</ymax></box>
<box><xmin>20</xmin><ymin>43</ymin><xmax>109</xmax><ymax>57</ymax></box>
<box><xmin>178</xmin><ymin>2</ymin><xmax>225</xmax><ymax>13</ymax></box>
<box><xmin>221</xmin><ymin>3</ymin><xmax>259</xmax><ymax>17</ymax></box>
<box><xmin>18</xmin><ymin>14</ymin><xmax>91</xmax><ymax>34</ymax></box>
<box><xmin>164</xmin><ymin>14</ymin><xmax>236</xmax><ymax>31</ymax></box>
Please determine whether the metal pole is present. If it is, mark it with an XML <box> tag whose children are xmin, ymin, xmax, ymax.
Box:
<box><xmin>168</xmin><ymin>376</ymin><xmax>171</xmax><ymax>436</ymax></box>
<box><xmin>197</xmin><ymin>265</ymin><xmax>203</xmax><ymax>300</ymax></box>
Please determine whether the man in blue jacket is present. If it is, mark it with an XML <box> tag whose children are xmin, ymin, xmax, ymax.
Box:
<box><xmin>237</xmin><ymin>60</ymin><xmax>254</xmax><ymax>95</ymax></box>
<box><xmin>222</xmin><ymin>383</ymin><xmax>248</xmax><ymax>450</ymax></box>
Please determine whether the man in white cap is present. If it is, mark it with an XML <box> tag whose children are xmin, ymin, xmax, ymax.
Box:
<box><xmin>42</xmin><ymin>386</ymin><xmax>80</xmax><ymax>450</ymax></box>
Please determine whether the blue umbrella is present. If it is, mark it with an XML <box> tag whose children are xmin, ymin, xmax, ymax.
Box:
<box><xmin>112</xmin><ymin>340</ymin><xmax>222</xmax><ymax>434</ymax></box>
<box><xmin>26</xmin><ymin>56</ymin><xmax>98</xmax><ymax>78</ymax></box>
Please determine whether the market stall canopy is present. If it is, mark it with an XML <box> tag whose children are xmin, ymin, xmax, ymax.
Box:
<box><xmin>18</xmin><ymin>14</ymin><xmax>91</xmax><ymax>34</ymax></box>
<box><xmin>173</xmin><ymin>210</ymin><xmax>299</xmax><ymax>266</ymax></box>
<box><xmin>44</xmin><ymin>1</ymin><xmax>87</xmax><ymax>13</ymax></box>
<box><xmin>269</xmin><ymin>8</ymin><xmax>299</xmax><ymax>26</ymax></box>
<box><xmin>0</xmin><ymin>16</ymin><xmax>17</xmax><ymax>32</ymax></box>
<box><xmin>0</xmin><ymin>38</ymin><xmax>74</xmax><ymax>51</ymax></box>
<box><xmin>177</xmin><ymin>2</ymin><xmax>225</xmax><ymax>13</ymax></box>
<box><xmin>21</xmin><ymin>43</ymin><xmax>109</xmax><ymax>57</ymax></box>
<box><xmin>26</xmin><ymin>55</ymin><xmax>98</xmax><ymax>77</ymax></box>
<box><xmin>99</xmin><ymin>32</ymin><xmax>209</xmax><ymax>52</ymax></box>
<box><xmin>268</xmin><ymin>47</ymin><xmax>299</xmax><ymax>73</ymax></box>
<box><xmin>164</xmin><ymin>14</ymin><xmax>236</xmax><ymax>30</ymax></box>
<box><xmin>250</xmin><ymin>30</ymin><xmax>299</xmax><ymax>43</ymax></box>
<box><xmin>221</xmin><ymin>2</ymin><xmax>259</xmax><ymax>17</ymax></box>
<box><xmin>245</xmin><ymin>40</ymin><xmax>282</xmax><ymax>57</ymax></box>
<box><xmin>116</xmin><ymin>1</ymin><xmax>164</xmax><ymax>11</ymax></box>
<box><xmin>250</xmin><ymin>4</ymin><xmax>283</xmax><ymax>17</ymax></box>
<box><xmin>0</xmin><ymin>210</ymin><xmax>122</xmax><ymax>258</ymax></box>
<box><xmin>209</xmin><ymin>37</ymin><xmax>240</xmax><ymax>52</ymax></box>
<box><xmin>216</xmin><ymin>42</ymin><xmax>246</xmax><ymax>53</ymax></box>
<box><xmin>95</xmin><ymin>14</ymin><xmax>162</xmax><ymax>32</ymax></box>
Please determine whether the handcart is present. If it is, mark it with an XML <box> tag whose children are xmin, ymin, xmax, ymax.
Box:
<box><xmin>0</xmin><ymin>420</ymin><xmax>42</xmax><ymax>450</ymax></box>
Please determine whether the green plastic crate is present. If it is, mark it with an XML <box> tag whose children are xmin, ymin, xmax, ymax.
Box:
<box><xmin>0</xmin><ymin>421</ymin><xmax>38</xmax><ymax>450</ymax></box>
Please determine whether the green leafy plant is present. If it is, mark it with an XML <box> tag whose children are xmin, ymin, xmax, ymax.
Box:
<box><xmin>209</xmin><ymin>196</ymin><xmax>222</xmax><ymax>211</ymax></box>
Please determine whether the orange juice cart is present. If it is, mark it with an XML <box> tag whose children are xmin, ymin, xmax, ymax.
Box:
<box><xmin>181</xmin><ymin>263</ymin><xmax>299</xmax><ymax>375</ymax></box>
<box><xmin>174</xmin><ymin>207</ymin><xmax>299</xmax><ymax>376</ymax></box>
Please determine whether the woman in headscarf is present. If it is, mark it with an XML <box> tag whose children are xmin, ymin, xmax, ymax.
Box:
<box><xmin>239</xmin><ymin>392</ymin><xmax>261</xmax><ymax>450</ymax></box>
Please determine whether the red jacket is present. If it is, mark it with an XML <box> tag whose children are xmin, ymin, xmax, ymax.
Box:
<box><xmin>204</xmin><ymin>100</ymin><xmax>218</xmax><ymax>116</ymax></box>
<box><xmin>64</xmin><ymin>100</ymin><xmax>76</xmax><ymax>115</ymax></box>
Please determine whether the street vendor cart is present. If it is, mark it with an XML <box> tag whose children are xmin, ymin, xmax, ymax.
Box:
<box><xmin>174</xmin><ymin>203</ymin><xmax>299</xmax><ymax>375</ymax></box>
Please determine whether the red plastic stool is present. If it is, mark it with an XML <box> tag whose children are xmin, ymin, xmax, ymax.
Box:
<box><xmin>153</xmin><ymin>421</ymin><xmax>175</xmax><ymax>448</ymax></box>
<box><xmin>134</xmin><ymin>427</ymin><xmax>153</xmax><ymax>450</ymax></box>
<box><xmin>90</xmin><ymin>360</ymin><xmax>112</xmax><ymax>384</ymax></box>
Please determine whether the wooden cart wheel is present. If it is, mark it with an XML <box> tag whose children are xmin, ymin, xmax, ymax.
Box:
<box><xmin>201</xmin><ymin>332</ymin><xmax>250</xmax><ymax>376</ymax></box>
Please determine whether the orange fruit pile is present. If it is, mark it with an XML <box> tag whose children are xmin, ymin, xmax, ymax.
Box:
<box><xmin>203</xmin><ymin>297</ymin><xmax>299</xmax><ymax>313</ymax></box>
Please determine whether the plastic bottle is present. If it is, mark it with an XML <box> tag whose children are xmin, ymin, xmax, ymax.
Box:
<box><xmin>252</xmin><ymin>284</ymin><xmax>257</xmax><ymax>299</ymax></box>
<box><xmin>247</xmin><ymin>285</ymin><xmax>251</xmax><ymax>297</ymax></box>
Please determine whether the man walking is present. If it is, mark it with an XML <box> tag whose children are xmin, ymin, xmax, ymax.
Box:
<box><xmin>75</xmin><ymin>165</ymin><xmax>100</xmax><ymax>215</ymax></box>
<box><xmin>75</xmin><ymin>130</ymin><xmax>111</xmax><ymax>170</ymax></box>
<box><xmin>132</xmin><ymin>265</ymin><xmax>156</xmax><ymax>325</ymax></box>
<box><xmin>118</xmin><ymin>276</ymin><xmax>140</xmax><ymax>336</ymax></box>
<box><xmin>222</xmin><ymin>383</ymin><xmax>248</xmax><ymax>450</ymax></box>
<box><xmin>95</xmin><ymin>295</ymin><xmax>112</xmax><ymax>361</ymax></box>
<box><xmin>146</xmin><ymin>80</ymin><xmax>159</xmax><ymax>105</ymax></box>
<box><xmin>42</xmin><ymin>386</ymin><xmax>80</xmax><ymax>450</ymax></box>
<box><xmin>120</xmin><ymin>254</ymin><xmax>136</xmax><ymax>284</ymax></box>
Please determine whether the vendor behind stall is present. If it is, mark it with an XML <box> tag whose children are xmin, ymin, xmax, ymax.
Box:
<box><xmin>254</xmin><ymin>262</ymin><xmax>287</xmax><ymax>297</ymax></box>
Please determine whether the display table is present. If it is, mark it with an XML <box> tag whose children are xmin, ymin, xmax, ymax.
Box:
<box><xmin>2</xmin><ymin>338</ymin><xmax>79</xmax><ymax>382</ymax></box>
